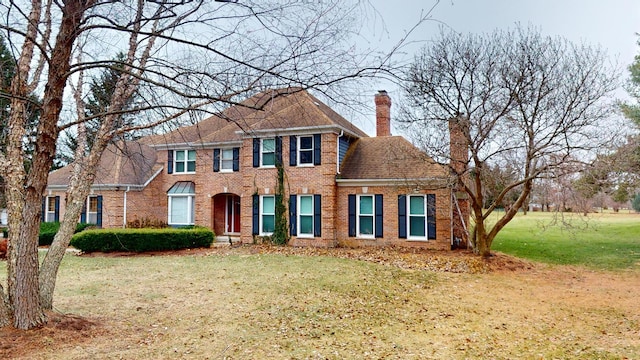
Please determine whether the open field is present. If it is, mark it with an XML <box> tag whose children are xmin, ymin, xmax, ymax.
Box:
<box><xmin>1</xmin><ymin>244</ymin><xmax>639</xmax><ymax>359</ymax></box>
<box><xmin>492</xmin><ymin>211</ymin><xmax>640</xmax><ymax>270</ymax></box>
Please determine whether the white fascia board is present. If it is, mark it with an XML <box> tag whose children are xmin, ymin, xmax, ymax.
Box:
<box><xmin>336</xmin><ymin>178</ymin><xmax>451</xmax><ymax>188</ymax></box>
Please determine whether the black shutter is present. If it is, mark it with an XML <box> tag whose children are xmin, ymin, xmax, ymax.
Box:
<box><xmin>96</xmin><ymin>195</ymin><xmax>103</xmax><ymax>227</ymax></box>
<box><xmin>289</xmin><ymin>195</ymin><xmax>297</xmax><ymax>236</ymax></box>
<box><xmin>252</xmin><ymin>138</ymin><xmax>260</xmax><ymax>168</ymax></box>
<box><xmin>252</xmin><ymin>194</ymin><xmax>259</xmax><ymax>235</ymax></box>
<box><xmin>213</xmin><ymin>148</ymin><xmax>220</xmax><ymax>172</ymax></box>
<box><xmin>232</xmin><ymin>147</ymin><xmax>240</xmax><ymax>171</ymax></box>
<box><xmin>289</xmin><ymin>135</ymin><xmax>297</xmax><ymax>166</ymax></box>
<box><xmin>80</xmin><ymin>200</ymin><xmax>87</xmax><ymax>223</ymax></box>
<box><xmin>398</xmin><ymin>195</ymin><xmax>407</xmax><ymax>239</ymax></box>
<box><xmin>313</xmin><ymin>134</ymin><xmax>321</xmax><ymax>165</ymax></box>
<box><xmin>54</xmin><ymin>196</ymin><xmax>60</xmax><ymax>222</ymax></box>
<box><xmin>314</xmin><ymin>194</ymin><xmax>321</xmax><ymax>237</ymax></box>
<box><xmin>427</xmin><ymin>194</ymin><xmax>436</xmax><ymax>240</ymax></box>
<box><xmin>375</xmin><ymin>194</ymin><xmax>383</xmax><ymax>238</ymax></box>
<box><xmin>275</xmin><ymin>136</ymin><xmax>282</xmax><ymax>165</ymax></box>
<box><xmin>41</xmin><ymin>197</ymin><xmax>46</xmax><ymax>222</ymax></box>
<box><xmin>167</xmin><ymin>150</ymin><xmax>173</xmax><ymax>174</ymax></box>
<box><xmin>348</xmin><ymin>194</ymin><xmax>356</xmax><ymax>237</ymax></box>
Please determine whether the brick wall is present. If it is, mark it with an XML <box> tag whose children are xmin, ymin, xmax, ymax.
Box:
<box><xmin>335</xmin><ymin>185</ymin><xmax>451</xmax><ymax>250</ymax></box>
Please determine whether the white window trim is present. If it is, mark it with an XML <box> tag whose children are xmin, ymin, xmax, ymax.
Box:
<box><xmin>220</xmin><ymin>148</ymin><xmax>234</xmax><ymax>173</ymax></box>
<box><xmin>260</xmin><ymin>138</ymin><xmax>276</xmax><ymax>168</ymax></box>
<box><xmin>356</xmin><ymin>194</ymin><xmax>375</xmax><ymax>239</ymax></box>
<box><xmin>45</xmin><ymin>196</ymin><xmax>56</xmax><ymax>222</ymax></box>
<box><xmin>297</xmin><ymin>195</ymin><xmax>314</xmax><ymax>238</ymax></box>
<box><xmin>259</xmin><ymin>195</ymin><xmax>275</xmax><ymax>236</ymax></box>
<box><xmin>407</xmin><ymin>195</ymin><xmax>428</xmax><ymax>241</ymax></box>
<box><xmin>297</xmin><ymin>135</ymin><xmax>314</xmax><ymax>167</ymax></box>
<box><xmin>168</xmin><ymin>194</ymin><xmax>195</xmax><ymax>226</ymax></box>
<box><xmin>86</xmin><ymin>195</ymin><xmax>99</xmax><ymax>224</ymax></box>
<box><xmin>174</xmin><ymin>149</ymin><xmax>196</xmax><ymax>174</ymax></box>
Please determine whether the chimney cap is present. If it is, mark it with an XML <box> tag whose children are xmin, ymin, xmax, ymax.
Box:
<box><xmin>377</xmin><ymin>90</ymin><xmax>388</xmax><ymax>95</ymax></box>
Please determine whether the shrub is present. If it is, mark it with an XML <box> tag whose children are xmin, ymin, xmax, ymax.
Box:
<box><xmin>70</xmin><ymin>227</ymin><xmax>215</xmax><ymax>253</ymax></box>
<box><xmin>126</xmin><ymin>217</ymin><xmax>168</xmax><ymax>229</ymax></box>
<box><xmin>39</xmin><ymin>222</ymin><xmax>94</xmax><ymax>246</ymax></box>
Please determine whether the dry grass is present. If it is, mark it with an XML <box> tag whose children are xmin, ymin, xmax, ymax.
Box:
<box><xmin>1</xmin><ymin>246</ymin><xmax>639</xmax><ymax>359</ymax></box>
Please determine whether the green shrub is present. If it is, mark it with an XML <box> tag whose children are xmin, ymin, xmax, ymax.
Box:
<box><xmin>39</xmin><ymin>222</ymin><xmax>94</xmax><ymax>246</ymax></box>
<box><xmin>70</xmin><ymin>227</ymin><xmax>215</xmax><ymax>253</ymax></box>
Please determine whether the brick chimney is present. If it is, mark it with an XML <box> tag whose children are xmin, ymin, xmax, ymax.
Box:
<box><xmin>449</xmin><ymin>116</ymin><xmax>470</xmax><ymax>249</ymax></box>
<box><xmin>374</xmin><ymin>90</ymin><xmax>391</xmax><ymax>137</ymax></box>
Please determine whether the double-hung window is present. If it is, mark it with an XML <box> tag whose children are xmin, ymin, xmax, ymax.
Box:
<box><xmin>260</xmin><ymin>195</ymin><xmax>275</xmax><ymax>235</ymax></box>
<box><xmin>174</xmin><ymin>150</ymin><xmax>196</xmax><ymax>173</ymax></box>
<box><xmin>298</xmin><ymin>136</ymin><xmax>313</xmax><ymax>165</ymax></box>
<box><xmin>44</xmin><ymin>196</ymin><xmax>59</xmax><ymax>222</ymax></box>
<box><xmin>288</xmin><ymin>194</ymin><xmax>321</xmax><ymax>238</ymax></box>
<box><xmin>408</xmin><ymin>195</ymin><xmax>427</xmax><ymax>239</ymax></box>
<box><xmin>357</xmin><ymin>195</ymin><xmax>375</xmax><ymax>238</ymax></box>
<box><xmin>348</xmin><ymin>194</ymin><xmax>382</xmax><ymax>238</ymax></box>
<box><xmin>289</xmin><ymin>134</ymin><xmax>321</xmax><ymax>166</ymax></box>
<box><xmin>398</xmin><ymin>194</ymin><xmax>436</xmax><ymax>240</ymax></box>
<box><xmin>220</xmin><ymin>149</ymin><xmax>234</xmax><ymax>171</ymax></box>
<box><xmin>87</xmin><ymin>196</ymin><xmax>99</xmax><ymax>224</ymax></box>
<box><xmin>261</xmin><ymin>139</ymin><xmax>276</xmax><ymax>167</ymax></box>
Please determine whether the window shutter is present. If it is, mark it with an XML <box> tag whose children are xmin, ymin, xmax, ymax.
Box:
<box><xmin>314</xmin><ymin>194</ymin><xmax>321</xmax><ymax>237</ymax></box>
<box><xmin>289</xmin><ymin>195</ymin><xmax>297</xmax><ymax>236</ymax></box>
<box><xmin>41</xmin><ymin>197</ymin><xmax>46</xmax><ymax>222</ymax></box>
<box><xmin>80</xmin><ymin>200</ymin><xmax>87</xmax><ymax>223</ymax></box>
<box><xmin>289</xmin><ymin>135</ymin><xmax>297</xmax><ymax>166</ymax></box>
<box><xmin>213</xmin><ymin>148</ymin><xmax>220</xmax><ymax>172</ymax></box>
<box><xmin>97</xmin><ymin>195</ymin><xmax>103</xmax><ymax>227</ymax></box>
<box><xmin>348</xmin><ymin>194</ymin><xmax>356</xmax><ymax>237</ymax></box>
<box><xmin>375</xmin><ymin>194</ymin><xmax>383</xmax><ymax>238</ymax></box>
<box><xmin>252</xmin><ymin>138</ymin><xmax>260</xmax><ymax>168</ymax></box>
<box><xmin>54</xmin><ymin>196</ymin><xmax>60</xmax><ymax>222</ymax></box>
<box><xmin>313</xmin><ymin>134</ymin><xmax>321</xmax><ymax>165</ymax></box>
<box><xmin>427</xmin><ymin>194</ymin><xmax>436</xmax><ymax>239</ymax></box>
<box><xmin>275</xmin><ymin>136</ymin><xmax>282</xmax><ymax>165</ymax></box>
<box><xmin>252</xmin><ymin>194</ymin><xmax>259</xmax><ymax>235</ymax></box>
<box><xmin>398</xmin><ymin>195</ymin><xmax>407</xmax><ymax>239</ymax></box>
<box><xmin>167</xmin><ymin>150</ymin><xmax>173</xmax><ymax>174</ymax></box>
<box><xmin>232</xmin><ymin>147</ymin><xmax>240</xmax><ymax>171</ymax></box>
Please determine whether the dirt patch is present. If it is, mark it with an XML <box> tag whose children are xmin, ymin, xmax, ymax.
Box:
<box><xmin>0</xmin><ymin>311</ymin><xmax>103</xmax><ymax>359</ymax></box>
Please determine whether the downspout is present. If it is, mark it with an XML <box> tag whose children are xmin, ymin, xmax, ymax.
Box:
<box><xmin>336</xmin><ymin>130</ymin><xmax>344</xmax><ymax>175</ymax></box>
<box><xmin>123</xmin><ymin>186</ymin><xmax>130</xmax><ymax>228</ymax></box>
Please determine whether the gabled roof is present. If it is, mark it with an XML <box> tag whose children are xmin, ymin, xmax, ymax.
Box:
<box><xmin>143</xmin><ymin>88</ymin><xmax>367</xmax><ymax>147</ymax></box>
<box><xmin>338</xmin><ymin>136</ymin><xmax>450</xmax><ymax>182</ymax></box>
<box><xmin>47</xmin><ymin>141</ymin><xmax>161</xmax><ymax>190</ymax></box>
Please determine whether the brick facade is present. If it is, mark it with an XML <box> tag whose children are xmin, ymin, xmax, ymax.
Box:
<box><xmin>47</xmin><ymin>89</ymin><xmax>462</xmax><ymax>250</ymax></box>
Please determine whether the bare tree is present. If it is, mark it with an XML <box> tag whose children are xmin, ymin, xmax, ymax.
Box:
<box><xmin>0</xmin><ymin>0</ymin><xmax>418</xmax><ymax>329</ymax></box>
<box><xmin>398</xmin><ymin>26</ymin><xmax>620</xmax><ymax>257</ymax></box>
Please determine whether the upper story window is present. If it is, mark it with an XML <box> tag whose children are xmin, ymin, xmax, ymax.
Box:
<box><xmin>168</xmin><ymin>150</ymin><xmax>196</xmax><ymax>174</ymax></box>
<box><xmin>213</xmin><ymin>148</ymin><xmax>239</xmax><ymax>172</ymax></box>
<box><xmin>289</xmin><ymin>134</ymin><xmax>321</xmax><ymax>167</ymax></box>
<box><xmin>253</xmin><ymin>137</ymin><xmax>282</xmax><ymax>168</ymax></box>
<box><xmin>261</xmin><ymin>138</ymin><xmax>276</xmax><ymax>167</ymax></box>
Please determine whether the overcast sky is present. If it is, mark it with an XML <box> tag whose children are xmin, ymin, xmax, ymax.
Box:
<box><xmin>353</xmin><ymin>0</ymin><xmax>640</xmax><ymax>134</ymax></box>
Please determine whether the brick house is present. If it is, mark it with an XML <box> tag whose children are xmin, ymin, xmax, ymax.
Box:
<box><xmin>46</xmin><ymin>88</ymin><xmax>469</xmax><ymax>249</ymax></box>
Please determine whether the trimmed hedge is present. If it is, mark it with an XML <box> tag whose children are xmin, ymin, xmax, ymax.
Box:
<box><xmin>39</xmin><ymin>222</ymin><xmax>94</xmax><ymax>246</ymax></box>
<box><xmin>70</xmin><ymin>227</ymin><xmax>215</xmax><ymax>253</ymax></box>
